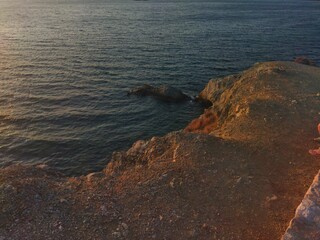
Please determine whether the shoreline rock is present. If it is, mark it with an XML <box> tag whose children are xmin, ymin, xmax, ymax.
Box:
<box><xmin>1</xmin><ymin>61</ymin><xmax>320</xmax><ymax>239</ymax></box>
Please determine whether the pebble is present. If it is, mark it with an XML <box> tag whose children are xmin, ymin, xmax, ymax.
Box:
<box><xmin>266</xmin><ymin>194</ymin><xmax>278</xmax><ymax>202</ymax></box>
<box><xmin>169</xmin><ymin>179</ymin><xmax>175</xmax><ymax>188</ymax></box>
<box><xmin>112</xmin><ymin>232</ymin><xmax>121</xmax><ymax>238</ymax></box>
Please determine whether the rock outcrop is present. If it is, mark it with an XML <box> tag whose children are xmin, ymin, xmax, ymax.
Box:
<box><xmin>1</xmin><ymin>61</ymin><xmax>320</xmax><ymax>240</ymax></box>
<box><xmin>283</xmin><ymin>124</ymin><xmax>320</xmax><ymax>239</ymax></box>
<box><xmin>282</xmin><ymin>171</ymin><xmax>320</xmax><ymax>240</ymax></box>
<box><xmin>128</xmin><ymin>84</ymin><xmax>191</xmax><ymax>102</ymax></box>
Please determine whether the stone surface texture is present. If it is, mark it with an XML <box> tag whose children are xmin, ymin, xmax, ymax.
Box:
<box><xmin>283</xmin><ymin>171</ymin><xmax>320</xmax><ymax>240</ymax></box>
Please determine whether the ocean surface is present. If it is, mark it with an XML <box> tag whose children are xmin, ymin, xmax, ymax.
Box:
<box><xmin>0</xmin><ymin>0</ymin><xmax>319</xmax><ymax>175</ymax></box>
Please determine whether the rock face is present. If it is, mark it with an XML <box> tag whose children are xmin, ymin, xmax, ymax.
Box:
<box><xmin>282</xmin><ymin>171</ymin><xmax>320</xmax><ymax>240</ymax></box>
<box><xmin>128</xmin><ymin>84</ymin><xmax>191</xmax><ymax>102</ymax></box>
<box><xmin>283</xmin><ymin>124</ymin><xmax>320</xmax><ymax>239</ymax></box>
<box><xmin>1</xmin><ymin>61</ymin><xmax>320</xmax><ymax>240</ymax></box>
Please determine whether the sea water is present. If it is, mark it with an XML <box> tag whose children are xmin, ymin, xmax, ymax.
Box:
<box><xmin>0</xmin><ymin>0</ymin><xmax>319</xmax><ymax>175</ymax></box>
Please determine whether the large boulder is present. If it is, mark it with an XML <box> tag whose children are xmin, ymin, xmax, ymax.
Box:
<box><xmin>128</xmin><ymin>84</ymin><xmax>191</xmax><ymax>102</ymax></box>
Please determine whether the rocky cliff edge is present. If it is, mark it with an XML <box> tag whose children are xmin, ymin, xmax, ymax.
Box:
<box><xmin>1</xmin><ymin>61</ymin><xmax>320</xmax><ymax>240</ymax></box>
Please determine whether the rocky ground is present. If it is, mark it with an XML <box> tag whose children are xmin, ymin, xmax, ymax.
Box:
<box><xmin>283</xmin><ymin>170</ymin><xmax>320</xmax><ymax>240</ymax></box>
<box><xmin>1</xmin><ymin>61</ymin><xmax>320</xmax><ymax>240</ymax></box>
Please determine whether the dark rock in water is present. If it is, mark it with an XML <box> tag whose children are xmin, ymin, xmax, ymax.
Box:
<box><xmin>128</xmin><ymin>84</ymin><xmax>191</xmax><ymax>102</ymax></box>
<box><xmin>294</xmin><ymin>56</ymin><xmax>316</xmax><ymax>66</ymax></box>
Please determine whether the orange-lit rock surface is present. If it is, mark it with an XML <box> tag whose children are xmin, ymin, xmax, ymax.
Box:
<box><xmin>1</xmin><ymin>61</ymin><xmax>320</xmax><ymax>239</ymax></box>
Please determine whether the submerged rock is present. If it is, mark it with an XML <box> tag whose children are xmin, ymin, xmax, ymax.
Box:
<box><xmin>128</xmin><ymin>84</ymin><xmax>191</xmax><ymax>102</ymax></box>
<box><xmin>294</xmin><ymin>56</ymin><xmax>317</xmax><ymax>66</ymax></box>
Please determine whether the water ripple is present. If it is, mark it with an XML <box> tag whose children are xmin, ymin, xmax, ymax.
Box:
<box><xmin>0</xmin><ymin>0</ymin><xmax>319</xmax><ymax>175</ymax></box>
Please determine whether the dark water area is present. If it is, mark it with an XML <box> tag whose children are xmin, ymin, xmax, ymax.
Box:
<box><xmin>0</xmin><ymin>0</ymin><xmax>319</xmax><ymax>175</ymax></box>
